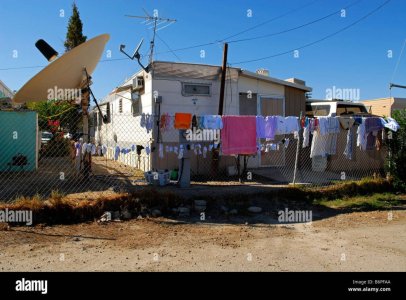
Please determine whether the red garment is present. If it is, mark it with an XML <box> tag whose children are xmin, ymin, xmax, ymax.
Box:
<box><xmin>221</xmin><ymin>116</ymin><xmax>257</xmax><ymax>155</ymax></box>
<box><xmin>174</xmin><ymin>113</ymin><xmax>192</xmax><ymax>130</ymax></box>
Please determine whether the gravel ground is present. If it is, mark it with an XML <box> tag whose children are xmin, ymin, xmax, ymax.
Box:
<box><xmin>0</xmin><ymin>210</ymin><xmax>405</xmax><ymax>272</ymax></box>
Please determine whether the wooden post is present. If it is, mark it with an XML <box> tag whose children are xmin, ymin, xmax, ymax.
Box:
<box><xmin>218</xmin><ymin>43</ymin><xmax>228</xmax><ymax>116</ymax></box>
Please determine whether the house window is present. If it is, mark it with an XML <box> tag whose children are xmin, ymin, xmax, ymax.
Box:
<box><xmin>119</xmin><ymin>99</ymin><xmax>123</xmax><ymax>113</ymax></box>
<box><xmin>182</xmin><ymin>83</ymin><xmax>211</xmax><ymax>96</ymax></box>
<box><xmin>131</xmin><ymin>100</ymin><xmax>140</xmax><ymax>116</ymax></box>
<box><xmin>131</xmin><ymin>91</ymin><xmax>140</xmax><ymax>116</ymax></box>
<box><xmin>106</xmin><ymin>103</ymin><xmax>111</xmax><ymax>123</ymax></box>
<box><xmin>93</xmin><ymin>113</ymin><xmax>98</xmax><ymax>127</ymax></box>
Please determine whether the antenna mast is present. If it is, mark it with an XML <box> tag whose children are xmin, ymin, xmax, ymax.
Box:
<box><xmin>125</xmin><ymin>9</ymin><xmax>176</xmax><ymax>65</ymax></box>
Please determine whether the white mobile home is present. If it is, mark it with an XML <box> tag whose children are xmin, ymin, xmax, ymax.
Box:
<box><xmin>91</xmin><ymin>61</ymin><xmax>311</xmax><ymax>175</ymax></box>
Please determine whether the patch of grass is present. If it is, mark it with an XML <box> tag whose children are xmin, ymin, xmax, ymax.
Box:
<box><xmin>314</xmin><ymin>193</ymin><xmax>406</xmax><ymax>210</ymax></box>
<box><xmin>299</xmin><ymin>177</ymin><xmax>394</xmax><ymax>200</ymax></box>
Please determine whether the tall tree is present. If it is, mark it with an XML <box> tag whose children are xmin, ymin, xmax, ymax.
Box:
<box><xmin>64</xmin><ymin>2</ymin><xmax>87</xmax><ymax>51</ymax></box>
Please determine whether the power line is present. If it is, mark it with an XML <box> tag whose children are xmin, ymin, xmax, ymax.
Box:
<box><xmin>231</xmin><ymin>0</ymin><xmax>392</xmax><ymax>65</ymax></box>
<box><xmin>227</xmin><ymin>0</ymin><xmax>362</xmax><ymax>44</ymax></box>
<box><xmin>219</xmin><ymin>0</ymin><xmax>321</xmax><ymax>42</ymax></box>
<box><xmin>153</xmin><ymin>0</ymin><xmax>361</xmax><ymax>55</ymax></box>
<box><xmin>156</xmin><ymin>33</ymin><xmax>182</xmax><ymax>61</ymax></box>
<box><xmin>0</xmin><ymin>1</ymin><xmax>390</xmax><ymax>71</ymax></box>
<box><xmin>390</xmin><ymin>38</ymin><xmax>406</xmax><ymax>82</ymax></box>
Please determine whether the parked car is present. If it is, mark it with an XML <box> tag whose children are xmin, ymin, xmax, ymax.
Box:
<box><xmin>306</xmin><ymin>99</ymin><xmax>369</xmax><ymax>117</ymax></box>
<box><xmin>41</xmin><ymin>131</ymin><xmax>53</xmax><ymax>144</ymax></box>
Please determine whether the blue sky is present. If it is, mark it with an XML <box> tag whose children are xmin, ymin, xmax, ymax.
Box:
<box><xmin>1</xmin><ymin>0</ymin><xmax>405</xmax><ymax>100</ymax></box>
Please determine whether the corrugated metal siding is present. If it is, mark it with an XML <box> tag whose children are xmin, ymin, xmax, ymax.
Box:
<box><xmin>284</xmin><ymin>86</ymin><xmax>306</xmax><ymax>117</ymax></box>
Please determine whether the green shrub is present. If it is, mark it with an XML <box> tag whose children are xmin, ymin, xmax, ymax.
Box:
<box><xmin>387</xmin><ymin>109</ymin><xmax>406</xmax><ymax>191</ymax></box>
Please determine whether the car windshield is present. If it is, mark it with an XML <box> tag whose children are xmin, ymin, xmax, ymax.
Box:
<box><xmin>337</xmin><ymin>104</ymin><xmax>367</xmax><ymax>115</ymax></box>
<box><xmin>307</xmin><ymin>104</ymin><xmax>330</xmax><ymax>117</ymax></box>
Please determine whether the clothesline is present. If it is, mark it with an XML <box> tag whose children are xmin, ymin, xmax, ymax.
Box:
<box><xmin>137</xmin><ymin>113</ymin><xmax>401</xmax><ymax>158</ymax></box>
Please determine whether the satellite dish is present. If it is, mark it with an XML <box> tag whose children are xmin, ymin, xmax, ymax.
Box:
<box><xmin>13</xmin><ymin>34</ymin><xmax>110</xmax><ymax>103</ymax></box>
<box><xmin>119</xmin><ymin>38</ymin><xmax>149</xmax><ymax>73</ymax></box>
<box><xmin>133</xmin><ymin>38</ymin><xmax>144</xmax><ymax>59</ymax></box>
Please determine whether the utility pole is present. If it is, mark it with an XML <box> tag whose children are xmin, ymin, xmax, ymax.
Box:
<box><xmin>218</xmin><ymin>43</ymin><xmax>228</xmax><ymax>116</ymax></box>
<box><xmin>390</xmin><ymin>83</ymin><xmax>406</xmax><ymax>90</ymax></box>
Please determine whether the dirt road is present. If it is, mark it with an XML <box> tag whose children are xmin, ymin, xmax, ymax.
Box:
<box><xmin>0</xmin><ymin>210</ymin><xmax>405</xmax><ymax>272</ymax></box>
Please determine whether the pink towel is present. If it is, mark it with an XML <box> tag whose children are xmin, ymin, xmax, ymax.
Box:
<box><xmin>221</xmin><ymin>116</ymin><xmax>257</xmax><ymax>155</ymax></box>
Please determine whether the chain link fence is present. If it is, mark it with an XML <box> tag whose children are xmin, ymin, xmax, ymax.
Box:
<box><xmin>0</xmin><ymin>108</ymin><xmax>388</xmax><ymax>202</ymax></box>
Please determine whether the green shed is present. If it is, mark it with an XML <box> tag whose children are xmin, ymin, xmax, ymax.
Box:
<box><xmin>0</xmin><ymin>111</ymin><xmax>38</xmax><ymax>172</ymax></box>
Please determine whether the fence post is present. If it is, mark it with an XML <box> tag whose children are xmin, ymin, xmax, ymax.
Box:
<box><xmin>292</xmin><ymin>111</ymin><xmax>303</xmax><ymax>185</ymax></box>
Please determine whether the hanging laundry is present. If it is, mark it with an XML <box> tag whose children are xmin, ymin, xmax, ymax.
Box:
<box><xmin>140</xmin><ymin>113</ymin><xmax>153</xmax><ymax>133</ymax></box>
<box><xmin>363</xmin><ymin>117</ymin><xmax>384</xmax><ymax>151</ymax></box>
<box><xmin>357</xmin><ymin>118</ymin><xmax>367</xmax><ymax>151</ymax></box>
<box><xmin>221</xmin><ymin>116</ymin><xmax>257</xmax><ymax>155</ymax></box>
<box><xmin>140</xmin><ymin>113</ymin><xmax>146</xmax><ymax>128</ymax></box>
<box><xmin>203</xmin><ymin>146</ymin><xmax>208</xmax><ymax>158</ymax></box>
<box><xmin>365</xmin><ymin>117</ymin><xmax>384</xmax><ymax>134</ymax></box>
<box><xmin>145</xmin><ymin>144</ymin><xmax>151</xmax><ymax>155</ymax></box>
<box><xmin>160</xmin><ymin>113</ymin><xmax>170</xmax><ymax>132</ymax></box>
<box><xmin>256</xmin><ymin>116</ymin><xmax>277</xmax><ymax>139</ymax></box>
<box><xmin>159</xmin><ymin>144</ymin><xmax>164</xmax><ymax>158</ymax></box>
<box><xmin>114</xmin><ymin>146</ymin><xmax>120</xmax><ymax>160</ymax></box>
<box><xmin>339</xmin><ymin>117</ymin><xmax>355</xmax><ymax>130</ymax></box>
<box><xmin>200</xmin><ymin>115</ymin><xmax>223</xmax><ymax>129</ymax></box>
<box><xmin>174</xmin><ymin>113</ymin><xmax>192</xmax><ymax>130</ymax></box>
<box><xmin>270</xmin><ymin>143</ymin><xmax>279</xmax><ymax>151</ymax></box>
<box><xmin>310</xmin><ymin>117</ymin><xmax>340</xmax><ymax>158</ymax></box>
<box><xmin>303</xmin><ymin>121</ymin><xmax>310</xmax><ymax>148</ymax></box>
<box><xmin>319</xmin><ymin>116</ymin><xmax>340</xmax><ymax>136</ymax></box>
<box><xmin>382</xmin><ymin>117</ymin><xmax>400</xmax><ymax>132</ymax></box>
<box><xmin>75</xmin><ymin>141</ymin><xmax>82</xmax><ymax>157</ymax></box>
<box><xmin>284</xmin><ymin>138</ymin><xmax>290</xmax><ymax>149</ymax></box>
<box><xmin>178</xmin><ymin>145</ymin><xmax>184</xmax><ymax>159</ymax></box>
<box><xmin>343</xmin><ymin>127</ymin><xmax>355</xmax><ymax>160</ymax></box>
<box><xmin>274</xmin><ymin>116</ymin><xmax>299</xmax><ymax>135</ymax></box>
<box><xmin>146</xmin><ymin>114</ymin><xmax>153</xmax><ymax>133</ymax></box>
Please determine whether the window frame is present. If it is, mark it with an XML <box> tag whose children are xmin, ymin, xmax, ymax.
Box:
<box><xmin>181</xmin><ymin>82</ymin><xmax>211</xmax><ymax>97</ymax></box>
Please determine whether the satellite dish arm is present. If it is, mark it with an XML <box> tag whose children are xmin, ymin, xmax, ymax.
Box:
<box><xmin>119</xmin><ymin>39</ymin><xmax>150</xmax><ymax>73</ymax></box>
<box><xmin>83</xmin><ymin>68</ymin><xmax>108</xmax><ymax>124</ymax></box>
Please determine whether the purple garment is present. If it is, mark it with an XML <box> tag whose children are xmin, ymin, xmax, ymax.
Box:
<box><xmin>256</xmin><ymin>116</ymin><xmax>266</xmax><ymax>138</ymax></box>
<box><xmin>256</xmin><ymin>116</ymin><xmax>277</xmax><ymax>140</ymax></box>
<box><xmin>264</xmin><ymin>116</ymin><xmax>277</xmax><ymax>140</ymax></box>
<box><xmin>365</xmin><ymin>117</ymin><xmax>384</xmax><ymax>134</ymax></box>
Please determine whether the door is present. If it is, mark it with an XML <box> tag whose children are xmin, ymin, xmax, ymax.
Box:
<box><xmin>260</xmin><ymin>97</ymin><xmax>285</xmax><ymax>167</ymax></box>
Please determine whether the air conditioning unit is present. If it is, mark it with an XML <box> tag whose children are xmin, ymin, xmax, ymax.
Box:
<box><xmin>132</xmin><ymin>76</ymin><xmax>144</xmax><ymax>90</ymax></box>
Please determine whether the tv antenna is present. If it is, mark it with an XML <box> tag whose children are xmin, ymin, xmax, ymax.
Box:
<box><xmin>121</xmin><ymin>9</ymin><xmax>176</xmax><ymax>72</ymax></box>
